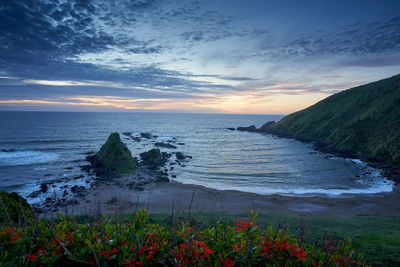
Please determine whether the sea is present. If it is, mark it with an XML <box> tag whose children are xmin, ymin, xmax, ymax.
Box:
<box><xmin>0</xmin><ymin>111</ymin><xmax>394</xmax><ymax>203</ymax></box>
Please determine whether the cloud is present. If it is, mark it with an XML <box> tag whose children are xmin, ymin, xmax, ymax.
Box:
<box><xmin>0</xmin><ymin>1</ymin><xmax>399</xmax><ymax>113</ymax></box>
<box><xmin>277</xmin><ymin>17</ymin><xmax>400</xmax><ymax>58</ymax></box>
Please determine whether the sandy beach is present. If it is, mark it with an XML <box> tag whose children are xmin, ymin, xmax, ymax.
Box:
<box><xmin>69</xmin><ymin>179</ymin><xmax>400</xmax><ymax>217</ymax></box>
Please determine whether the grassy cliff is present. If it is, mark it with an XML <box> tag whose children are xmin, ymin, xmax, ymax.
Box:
<box><xmin>263</xmin><ymin>74</ymin><xmax>400</xmax><ymax>166</ymax></box>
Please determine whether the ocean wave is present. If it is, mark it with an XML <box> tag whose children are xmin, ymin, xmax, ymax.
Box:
<box><xmin>0</xmin><ymin>150</ymin><xmax>60</xmax><ymax>166</ymax></box>
<box><xmin>175</xmin><ymin>175</ymin><xmax>394</xmax><ymax>197</ymax></box>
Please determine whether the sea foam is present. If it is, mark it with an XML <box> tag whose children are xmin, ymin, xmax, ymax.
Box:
<box><xmin>0</xmin><ymin>150</ymin><xmax>59</xmax><ymax>166</ymax></box>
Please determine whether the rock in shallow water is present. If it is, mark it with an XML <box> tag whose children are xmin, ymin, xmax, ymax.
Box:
<box><xmin>88</xmin><ymin>133</ymin><xmax>137</xmax><ymax>174</ymax></box>
<box><xmin>140</xmin><ymin>132</ymin><xmax>153</xmax><ymax>139</ymax></box>
<box><xmin>154</xmin><ymin>142</ymin><xmax>177</xmax><ymax>149</ymax></box>
<box><xmin>140</xmin><ymin>148</ymin><xmax>170</xmax><ymax>168</ymax></box>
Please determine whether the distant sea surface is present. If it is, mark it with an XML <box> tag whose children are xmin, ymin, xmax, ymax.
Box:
<box><xmin>0</xmin><ymin>111</ymin><xmax>394</xmax><ymax>202</ymax></box>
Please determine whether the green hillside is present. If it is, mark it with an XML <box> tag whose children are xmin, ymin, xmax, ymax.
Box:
<box><xmin>262</xmin><ymin>74</ymin><xmax>400</xmax><ymax>166</ymax></box>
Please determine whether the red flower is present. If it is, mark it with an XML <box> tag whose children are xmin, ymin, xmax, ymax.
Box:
<box><xmin>122</xmin><ymin>261</ymin><xmax>143</xmax><ymax>266</ymax></box>
<box><xmin>26</xmin><ymin>254</ymin><xmax>37</xmax><ymax>262</ymax></box>
<box><xmin>65</xmin><ymin>232</ymin><xmax>72</xmax><ymax>241</ymax></box>
<box><xmin>172</xmin><ymin>240</ymin><xmax>214</xmax><ymax>266</ymax></box>
<box><xmin>37</xmin><ymin>248</ymin><xmax>47</xmax><ymax>257</ymax></box>
<box><xmin>220</xmin><ymin>256</ymin><xmax>234</xmax><ymax>267</ymax></box>
<box><xmin>99</xmin><ymin>250</ymin><xmax>109</xmax><ymax>258</ymax></box>
<box><xmin>233</xmin><ymin>217</ymin><xmax>254</xmax><ymax>231</ymax></box>
<box><xmin>232</xmin><ymin>240</ymin><xmax>246</xmax><ymax>253</ymax></box>
<box><xmin>293</xmin><ymin>248</ymin><xmax>307</xmax><ymax>260</ymax></box>
<box><xmin>258</xmin><ymin>239</ymin><xmax>272</xmax><ymax>256</ymax></box>
<box><xmin>9</xmin><ymin>233</ymin><xmax>19</xmax><ymax>242</ymax></box>
<box><xmin>88</xmin><ymin>256</ymin><xmax>95</xmax><ymax>265</ymax></box>
<box><xmin>138</xmin><ymin>246</ymin><xmax>145</xmax><ymax>256</ymax></box>
<box><xmin>99</xmin><ymin>248</ymin><xmax>119</xmax><ymax>259</ymax></box>
<box><xmin>52</xmin><ymin>238</ymin><xmax>59</xmax><ymax>247</ymax></box>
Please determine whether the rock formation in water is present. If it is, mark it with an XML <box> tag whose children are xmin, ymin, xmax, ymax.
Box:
<box><xmin>87</xmin><ymin>133</ymin><xmax>137</xmax><ymax>175</ymax></box>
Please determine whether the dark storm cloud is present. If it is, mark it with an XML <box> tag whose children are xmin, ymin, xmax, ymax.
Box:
<box><xmin>0</xmin><ymin>0</ymin><xmax>249</xmax><ymax>100</ymax></box>
<box><xmin>0</xmin><ymin>0</ymin><xmax>113</xmax><ymax>60</ymax></box>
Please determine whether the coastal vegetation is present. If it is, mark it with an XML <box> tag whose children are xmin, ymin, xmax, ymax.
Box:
<box><xmin>0</xmin><ymin>191</ymin><xmax>31</xmax><ymax>224</ymax></box>
<box><xmin>0</xmin><ymin>200</ymin><xmax>365</xmax><ymax>267</ymax></box>
<box><xmin>251</xmin><ymin>74</ymin><xmax>400</xmax><ymax>168</ymax></box>
<box><xmin>2</xmin><ymin>192</ymin><xmax>400</xmax><ymax>266</ymax></box>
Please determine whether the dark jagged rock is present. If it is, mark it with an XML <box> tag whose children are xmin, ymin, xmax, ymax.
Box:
<box><xmin>259</xmin><ymin>121</ymin><xmax>276</xmax><ymax>133</ymax></box>
<box><xmin>227</xmin><ymin>128</ymin><xmax>235</xmax><ymax>131</ymax></box>
<box><xmin>237</xmin><ymin>125</ymin><xmax>258</xmax><ymax>132</ymax></box>
<box><xmin>122</xmin><ymin>132</ymin><xmax>141</xmax><ymax>142</ymax></box>
<box><xmin>140</xmin><ymin>148</ymin><xmax>170</xmax><ymax>168</ymax></box>
<box><xmin>88</xmin><ymin>133</ymin><xmax>137</xmax><ymax>175</ymax></box>
<box><xmin>1</xmin><ymin>149</ymin><xmax>15</xmax><ymax>152</ymax></box>
<box><xmin>155</xmin><ymin>175</ymin><xmax>170</xmax><ymax>183</ymax></box>
<box><xmin>176</xmin><ymin>152</ymin><xmax>185</xmax><ymax>160</ymax></box>
<box><xmin>140</xmin><ymin>148</ymin><xmax>161</xmax><ymax>161</ymax></box>
<box><xmin>80</xmin><ymin>164</ymin><xmax>91</xmax><ymax>172</ymax></box>
<box><xmin>28</xmin><ymin>190</ymin><xmax>41</xmax><ymax>198</ymax></box>
<box><xmin>70</xmin><ymin>185</ymin><xmax>87</xmax><ymax>196</ymax></box>
<box><xmin>40</xmin><ymin>183</ymin><xmax>49</xmax><ymax>193</ymax></box>
<box><xmin>175</xmin><ymin>152</ymin><xmax>191</xmax><ymax>161</ymax></box>
<box><xmin>154</xmin><ymin>142</ymin><xmax>177</xmax><ymax>149</ymax></box>
<box><xmin>140</xmin><ymin>132</ymin><xmax>153</xmax><ymax>139</ymax></box>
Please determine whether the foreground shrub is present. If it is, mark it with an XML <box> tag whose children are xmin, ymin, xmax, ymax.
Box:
<box><xmin>0</xmin><ymin>191</ymin><xmax>31</xmax><ymax>225</ymax></box>
<box><xmin>0</xmin><ymin>210</ymin><xmax>365</xmax><ymax>266</ymax></box>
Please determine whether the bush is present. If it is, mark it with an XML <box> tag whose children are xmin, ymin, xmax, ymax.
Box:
<box><xmin>0</xmin><ymin>191</ymin><xmax>31</xmax><ymax>225</ymax></box>
<box><xmin>0</xmin><ymin>209</ymin><xmax>365</xmax><ymax>266</ymax></box>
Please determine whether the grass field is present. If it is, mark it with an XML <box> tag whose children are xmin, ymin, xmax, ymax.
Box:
<box><xmin>252</xmin><ymin>213</ymin><xmax>400</xmax><ymax>266</ymax></box>
<box><xmin>132</xmin><ymin>211</ymin><xmax>400</xmax><ymax>266</ymax></box>
<box><xmin>72</xmin><ymin>209</ymin><xmax>400</xmax><ymax>266</ymax></box>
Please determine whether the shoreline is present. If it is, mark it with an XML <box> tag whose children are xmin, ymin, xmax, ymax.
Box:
<box><xmin>237</xmin><ymin>126</ymin><xmax>400</xmax><ymax>185</ymax></box>
<box><xmin>50</xmin><ymin>179</ymin><xmax>400</xmax><ymax>217</ymax></box>
<box><xmin>25</xmin><ymin>130</ymin><xmax>400</xmax><ymax>218</ymax></box>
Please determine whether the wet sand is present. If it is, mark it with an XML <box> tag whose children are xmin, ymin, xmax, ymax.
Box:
<box><xmin>70</xmin><ymin>181</ymin><xmax>400</xmax><ymax>217</ymax></box>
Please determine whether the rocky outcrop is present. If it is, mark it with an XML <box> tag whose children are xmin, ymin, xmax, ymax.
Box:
<box><xmin>122</xmin><ymin>132</ymin><xmax>141</xmax><ymax>142</ymax></box>
<box><xmin>140</xmin><ymin>148</ymin><xmax>170</xmax><ymax>168</ymax></box>
<box><xmin>1</xmin><ymin>149</ymin><xmax>15</xmax><ymax>152</ymax></box>
<box><xmin>154</xmin><ymin>142</ymin><xmax>177</xmax><ymax>149</ymax></box>
<box><xmin>259</xmin><ymin>121</ymin><xmax>276</xmax><ymax>133</ymax></box>
<box><xmin>175</xmin><ymin>152</ymin><xmax>192</xmax><ymax>161</ymax></box>
<box><xmin>140</xmin><ymin>132</ymin><xmax>153</xmax><ymax>139</ymax></box>
<box><xmin>237</xmin><ymin>125</ymin><xmax>258</xmax><ymax>132</ymax></box>
<box><xmin>86</xmin><ymin>133</ymin><xmax>137</xmax><ymax>175</ymax></box>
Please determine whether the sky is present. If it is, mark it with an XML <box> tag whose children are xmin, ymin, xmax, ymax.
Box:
<box><xmin>0</xmin><ymin>0</ymin><xmax>400</xmax><ymax>114</ymax></box>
